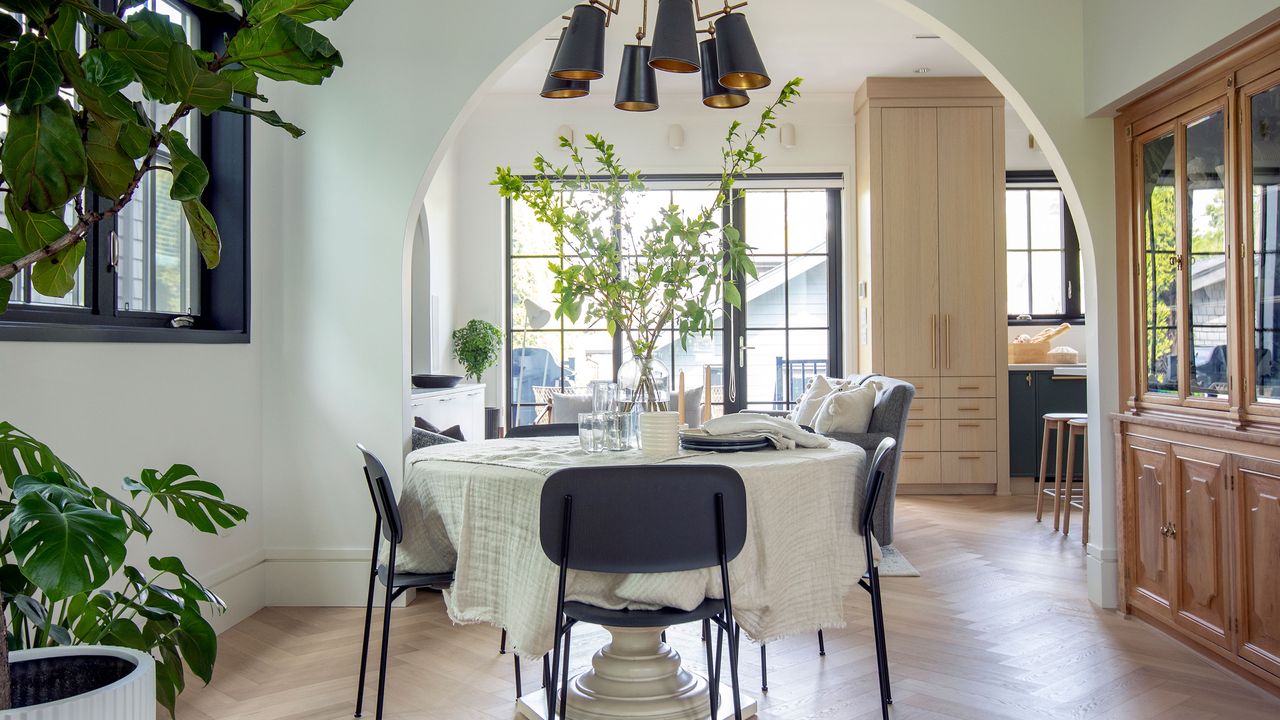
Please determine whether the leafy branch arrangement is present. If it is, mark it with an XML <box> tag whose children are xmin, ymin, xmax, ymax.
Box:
<box><xmin>0</xmin><ymin>422</ymin><xmax>249</xmax><ymax>715</ymax></box>
<box><xmin>0</xmin><ymin>0</ymin><xmax>355</xmax><ymax>314</ymax></box>
<box><xmin>493</xmin><ymin>78</ymin><xmax>802</xmax><ymax>404</ymax></box>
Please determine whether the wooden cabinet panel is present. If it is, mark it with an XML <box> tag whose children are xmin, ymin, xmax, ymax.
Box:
<box><xmin>879</xmin><ymin>107</ymin><xmax>940</xmax><ymax>378</ymax></box>
<box><xmin>898</xmin><ymin>452</ymin><xmax>940</xmax><ymax>485</ymax></box>
<box><xmin>899</xmin><ymin>376</ymin><xmax>939</xmax><ymax>398</ymax></box>
<box><xmin>937</xmin><ymin>106</ymin><xmax>997</xmax><ymax>379</ymax></box>
<box><xmin>941</xmin><ymin>398</ymin><xmax>996</xmax><ymax>419</ymax></box>
<box><xmin>942</xmin><ymin>419</ymin><xmax>997</xmax><ymax>451</ymax></box>
<box><xmin>942</xmin><ymin>377</ymin><xmax>997</xmax><ymax>397</ymax></box>
<box><xmin>1235</xmin><ymin>457</ymin><xmax>1280</xmax><ymax>678</ymax></box>
<box><xmin>1170</xmin><ymin>445</ymin><xmax>1232</xmax><ymax>649</ymax></box>
<box><xmin>903</xmin><ymin>419</ymin><xmax>940</xmax><ymax>452</ymax></box>
<box><xmin>1008</xmin><ymin>371</ymin><xmax>1038</xmax><ymax>476</ymax></box>
<box><xmin>942</xmin><ymin>452</ymin><xmax>996</xmax><ymax>485</ymax></box>
<box><xmin>1127</xmin><ymin>438</ymin><xmax>1174</xmax><ymax>615</ymax></box>
<box><xmin>909</xmin><ymin>398</ymin><xmax>940</xmax><ymax>420</ymax></box>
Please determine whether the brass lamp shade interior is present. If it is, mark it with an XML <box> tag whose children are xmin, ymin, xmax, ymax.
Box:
<box><xmin>714</xmin><ymin>12</ymin><xmax>770</xmax><ymax>90</ymax></box>
<box><xmin>551</xmin><ymin>4</ymin><xmax>608</xmax><ymax>81</ymax></box>
<box><xmin>615</xmin><ymin>44</ymin><xmax>659</xmax><ymax>112</ymax></box>
<box><xmin>649</xmin><ymin>0</ymin><xmax>700</xmax><ymax>73</ymax></box>
<box><xmin>699</xmin><ymin>38</ymin><xmax>749</xmax><ymax>109</ymax></box>
<box><xmin>542</xmin><ymin>29</ymin><xmax>590</xmax><ymax>99</ymax></box>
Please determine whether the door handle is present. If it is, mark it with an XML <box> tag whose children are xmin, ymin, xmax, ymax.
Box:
<box><xmin>738</xmin><ymin>345</ymin><xmax>755</xmax><ymax>368</ymax></box>
<box><xmin>1026</xmin><ymin>372</ymin><xmax>1033</xmax><ymax>387</ymax></box>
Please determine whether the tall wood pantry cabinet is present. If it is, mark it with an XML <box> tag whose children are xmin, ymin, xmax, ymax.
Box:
<box><xmin>1114</xmin><ymin>23</ymin><xmax>1280</xmax><ymax>692</ymax></box>
<box><xmin>854</xmin><ymin>78</ymin><xmax>1010</xmax><ymax>495</ymax></box>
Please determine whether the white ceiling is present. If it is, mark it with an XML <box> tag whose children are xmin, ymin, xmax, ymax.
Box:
<box><xmin>489</xmin><ymin>0</ymin><xmax>982</xmax><ymax>97</ymax></box>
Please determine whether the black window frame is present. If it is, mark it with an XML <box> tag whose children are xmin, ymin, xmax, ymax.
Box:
<box><xmin>0</xmin><ymin>0</ymin><xmax>251</xmax><ymax>344</ymax></box>
<box><xmin>1006</xmin><ymin>170</ymin><xmax>1084</xmax><ymax>326</ymax></box>
<box><xmin>504</xmin><ymin>173</ymin><xmax>843</xmax><ymax>425</ymax></box>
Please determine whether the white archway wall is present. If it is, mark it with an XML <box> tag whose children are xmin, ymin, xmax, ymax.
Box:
<box><xmin>250</xmin><ymin>0</ymin><xmax>1280</xmax><ymax>607</ymax></box>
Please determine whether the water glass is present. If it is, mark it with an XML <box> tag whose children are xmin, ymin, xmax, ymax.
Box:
<box><xmin>578</xmin><ymin>412</ymin><xmax>606</xmax><ymax>454</ymax></box>
<box><xmin>607</xmin><ymin>412</ymin><xmax>635</xmax><ymax>451</ymax></box>
<box><xmin>591</xmin><ymin>381</ymin><xmax>619</xmax><ymax>414</ymax></box>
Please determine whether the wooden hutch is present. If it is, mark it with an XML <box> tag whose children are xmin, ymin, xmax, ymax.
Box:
<box><xmin>1114</xmin><ymin>24</ymin><xmax>1280</xmax><ymax>691</ymax></box>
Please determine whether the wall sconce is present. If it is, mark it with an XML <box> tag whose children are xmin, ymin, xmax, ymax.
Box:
<box><xmin>668</xmin><ymin>124</ymin><xmax>686</xmax><ymax>150</ymax></box>
<box><xmin>780</xmin><ymin>123</ymin><xmax>797</xmax><ymax>149</ymax></box>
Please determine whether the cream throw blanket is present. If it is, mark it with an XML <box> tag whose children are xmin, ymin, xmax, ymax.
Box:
<box><xmin>688</xmin><ymin>412</ymin><xmax>833</xmax><ymax>450</ymax></box>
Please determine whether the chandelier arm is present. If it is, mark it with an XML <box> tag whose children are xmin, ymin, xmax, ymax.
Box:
<box><xmin>636</xmin><ymin>0</ymin><xmax>649</xmax><ymax>42</ymax></box>
<box><xmin>695</xmin><ymin>0</ymin><xmax>749</xmax><ymax>22</ymax></box>
<box><xmin>589</xmin><ymin>0</ymin><xmax>622</xmax><ymax>27</ymax></box>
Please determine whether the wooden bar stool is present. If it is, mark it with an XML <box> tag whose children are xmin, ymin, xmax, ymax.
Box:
<box><xmin>1062</xmin><ymin>418</ymin><xmax>1089</xmax><ymax>544</ymax></box>
<box><xmin>1034</xmin><ymin>412</ymin><xmax>1087</xmax><ymax>530</ymax></box>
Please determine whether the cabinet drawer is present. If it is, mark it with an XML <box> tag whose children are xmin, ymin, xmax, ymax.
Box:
<box><xmin>941</xmin><ymin>452</ymin><xmax>996</xmax><ymax>484</ymax></box>
<box><xmin>942</xmin><ymin>398</ymin><xmax>996</xmax><ymax>419</ymax></box>
<box><xmin>898</xmin><ymin>452</ymin><xmax>940</xmax><ymax>485</ymax></box>
<box><xmin>903</xmin><ymin>419</ymin><xmax>940</xmax><ymax>452</ymax></box>
<box><xmin>412</xmin><ymin>389</ymin><xmax>486</xmax><ymax>440</ymax></box>
<box><xmin>942</xmin><ymin>377</ymin><xmax>996</xmax><ymax>398</ymax></box>
<box><xmin>941</xmin><ymin>419</ymin><xmax>996</xmax><ymax>451</ymax></box>
<box><xmin>909</xmin><ymin>398</ymin><xmax>940</xmax><ymax>419</ymax></box>
<box><xmin>899</xmin><ymin>376</ymin><xmax>940</xmax><ymax>398</ymax></box>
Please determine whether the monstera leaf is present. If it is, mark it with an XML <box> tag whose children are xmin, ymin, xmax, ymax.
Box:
<box><xmin>9</xmin><ymin>489</ymin><xmax>129</xmax><ymax>601</ymax></box>
<box><xmin>124</xmin><ymin>464</ymin><xmax>248</xmax><ymax>534</ymax></box>
<box><xmin>0</xmin><ymin>421</ymin><xmax>84</xmax><ymax>487</ymax></box>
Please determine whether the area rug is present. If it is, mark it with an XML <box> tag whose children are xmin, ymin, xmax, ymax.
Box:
<box><xmin>879</xmin><ymin>545</ymin><xmax>920</xmax><ymax>577</ymax></box>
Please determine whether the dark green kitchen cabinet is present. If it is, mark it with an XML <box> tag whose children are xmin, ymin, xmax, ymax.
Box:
<box><xmin>1008</xmin><ymin>370</ymin><xmax>1088</xmax><ymax>478</ymax></box>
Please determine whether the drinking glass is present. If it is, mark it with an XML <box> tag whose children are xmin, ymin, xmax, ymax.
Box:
<box><xmin>591</xmin><ymin>381</ymin><xmax>619</xmax><ymax>414</ymax></box>
<box><xmin>578</xmin><ymin>412</ymin><xmax>605</xmax><ymax>454</ymax></box>
<box><xmin>607</xmin><ymin>412</ymin><xmax>634</xmax><ymax>451</ymax></box>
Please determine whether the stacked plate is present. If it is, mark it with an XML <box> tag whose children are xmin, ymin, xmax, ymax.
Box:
<box><xmin>679</xmin><ymin>432</ymin><xmax>773</xmax><ymax>453</ymax></box>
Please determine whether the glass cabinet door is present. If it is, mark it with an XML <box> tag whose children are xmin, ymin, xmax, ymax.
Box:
<box><xmin>1249</xmin><ymin>83</ymin><xmax>1280</xmax><ymax>404</ymax></box>
<box><xmin>1184</xmin><ymin>110</ymin><xmax>1229</xmax><ymax>399</ymax></box>
<box><xmin>1141</xmin><ymin>131</ymin><xmax>1179</xmax><ymax>396</ymax></box>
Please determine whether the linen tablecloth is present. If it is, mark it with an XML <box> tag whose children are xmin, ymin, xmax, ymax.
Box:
<box><xmin>396</xmin><ymin>436</ymin><xmax>868</xmax><ymax>657</ymax></box>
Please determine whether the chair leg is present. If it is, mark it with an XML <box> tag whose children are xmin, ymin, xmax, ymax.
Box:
<box><xmin>1062</xmin><ymin>425</ymin><xmax>1078</xmax><ymax>536</ymax></box>
<box><xmin>1052</xmin><ymin>421</ymin><xmax>1067</xmax><ymax>530</ymax></box>
<box><xmin>558</xmin><ymin>624</ymin><xmax>573</xmax><ymax>720</ymax></box>
<box><xmin>703</xmin><ymin>619</ymin><xmax>719</xmax><ymax>719</ymax></box>
<box><xmin>817</xmin><ymin>628</ymin><xmax>826</xmax><ymax>656</ymax></box>
<box><xmin>543</xmin><ymin>654</ymin><xmax>550</xmax><ymax>689</ymax></box>
<box><xmin>513</xmin><ymin>654</ymin><xmax>522</xmax><ymax>699</ymax></box>
<box><xmin>374</xmin><ymin>575</ymin><xmax>396</xmax><ymax>720</ymax></box>
<box><xmin>1035</xmin><ymin>418</ymin><xmax>1053</xmax><ymax>522</ymax></box>
<box><xmin>760</xmin><ymin>644</ymin><xmax>768</xmax><ymax>693</ymax></box>
<box><xmin>726</xmin><ymin>619</ymin><xmax>743</xmax><ymax>720</ymax></box>
<box><xmin>354</xmin><ymin>568</ymin><xmax>378</xmax><ymax>718</ymax></box>
<box><xmin>500</xmin><ymin>628</ymin><xmax>507</xmax><ymax>655</ymax></box>
<box><xmin>868</xmin><ymin>566</ymin><xmax>893</xmax><ymax>717</ymax></box>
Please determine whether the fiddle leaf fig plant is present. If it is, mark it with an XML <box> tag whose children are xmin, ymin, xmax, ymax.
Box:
<box><xmin>452</xmin><ymin>319</ymin><xmax>503</xmax><ymax>383</ymax></box>
<box><xmin>0</xmin><ymin>422</ymin><xmax>249</xmax><ymax>716</ymax></box>
<box><xmin>0</xmin><ymin>0</ymin><xmax>356</xmax><ymax>314</ymax></box>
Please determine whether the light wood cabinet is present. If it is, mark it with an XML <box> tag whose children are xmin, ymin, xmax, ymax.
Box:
<box><xmin>855</xmin><ymin>78</ymin><xmax>1008</xmax><ymax>494</ymax></box>
<box><xmin>1115</xmin><ymin>22</ymin><xmax>1280</xmax><ymax>692</ymax></box>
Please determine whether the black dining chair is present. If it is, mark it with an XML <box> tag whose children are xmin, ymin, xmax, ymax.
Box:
<box><xmin>505</xmin><ymin>423</ymin><xmax>579</xmax><ymax>438</ymax></box>
<box><xmin>755</xmin><ymin>437</ymin><xmax>897</xmax><ymax>720</ymax></box>
<box><xmin>539</xmin><ymin>465</ymin><xmax>749</xmax><ymax>720</ymax></box>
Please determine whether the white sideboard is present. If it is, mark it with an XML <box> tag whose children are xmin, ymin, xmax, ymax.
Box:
<box><xmin>411</xmin><ymin>383</ymin><xmax>485</xmax><ymax>441</ymax></box>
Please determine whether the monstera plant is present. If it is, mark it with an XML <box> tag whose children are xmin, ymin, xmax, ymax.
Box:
<box><xmin>0</xmin><ymin>422</ymin><xmax>249</xmax><ymax>716</ymax></box>
<box><xmin>0</xmin><ymin>0</ymin><xmax>355</xmax><ymax>314</ymax></box>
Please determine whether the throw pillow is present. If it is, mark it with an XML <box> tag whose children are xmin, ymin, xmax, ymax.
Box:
<box><xmin>812</xmin><ymin>383</ymin><xmax>876</xmax><ymax>435</ymax></box>
<box><xmin>411</xmin><ymin>427</ymin><xmax>459</xmax><ymax>450</ymax></box>
<box><xmin>682</xmin><ymin>386</ymin><xmax>706</xmax><ymax>429</ymax></box>
<box><xmin>439</xmin><ymin>425</ymin><xmax>466</xmax><ymax>441</ymax></box>
<box><xmin>792</xmin><ymin>375</ymin><xmax>840</xmax><ymax>427</ymax></box>
<box><xmin>414</xmin><ymin>416</ymin><xmax>442</xmax><ymax>434</ymax></box>
<box><xmin>550</xmin><ymin>392</ymin><xmax>594</xmax><ymax>424</ymax></box>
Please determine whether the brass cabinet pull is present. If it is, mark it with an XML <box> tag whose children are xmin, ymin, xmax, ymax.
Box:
<box><xmin>957</xmin><ymin>422</ymin><xmax>981</xmax><ymax>428</ymax></box>
<box><xmin>931</xmin><ymin>315</ymin><xmax>938</xmax><ymax>369</ymax></box>
<box><xmin>903</xmin><ymin>453</ymin><xmax>926</xmax><ymax>460</ymax></box>
<box><xmin>958</xmin><ymin>385</ymin><xmax>981</xmax><ymax>391</ymax></box>
<box><xmin>907</xmin><ymin>421</ymin><xmax>925</xmax><ymax>428</ymax></box>
<box><xmin>958</xmin><ymin>406</ymin><xmax>981</xmax><ymax>412</ymax></box>
<box><xmin>1025</xmin><ymin>372</ymin><xmax>1033</xmax><ymax>387</ymax></box>
<box><xmin>945</xmin><ymin>315</ymin><xmax>952</xmax><ymax>370</ymax></box>
<box><xmin>959</xmin><ymin>455</ymin><xmax>982</xmax><ymax>460</ymax></box>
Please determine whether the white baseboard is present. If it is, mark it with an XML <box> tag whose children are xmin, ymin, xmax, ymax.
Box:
<box><xmin>1086</xmin><ymin>542</ymin><xmax>1120</xmax><ymax>609</ymax></box>
<box><xmin>263</xmin><ymin>548</ymin><xmax>413</xmax><ymax>607</ymax></box>
<box><xmin>203</xmin><ymin>551</ymin><xmax>267</xmax><ymax>635</ymax></box>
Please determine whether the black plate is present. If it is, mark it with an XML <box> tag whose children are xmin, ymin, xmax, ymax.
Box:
<box><xmin>681</xmin><ymin>438</ymin><xmax>773</xmax><ymax>452</ymax></box>
<box><xmin>412</xmin><ymin>374</ymin><xmax>463</xmax><ymax>389</ymax></box>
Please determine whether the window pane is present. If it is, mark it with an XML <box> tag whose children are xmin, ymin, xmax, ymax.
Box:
<box><xmin>744</xmin><ymin>255</ymin><xmax>786</xmax><ymax>328</ymax></box>
<box><xmin>744</xmin><ymin>190</ymin><xmax>785</xmax><ymax>254</ymax></box>
<box><xmin>1252</xmin><ymin>84</ymin><xmax>1280</xmax><ymax>402</ymax></box>
<box><xmin>786</xmin><ymin>190</ymin><xmax>828</xmax><ymax>255</ymax></box>
<box><xmin>1008</xmin><ymin>252</ymin><xmax>1030</xmax><ymax>316</ymax></box>
<box><xmin>1029</xmin><ymin>190</ymin><xmax>1062</xmax><ymax>249</ymax></box>
<box><xmin>787</xmin><ymin>257</ymin><xmax>828</xmax><ymax>327</ymax></box>
<box><xmin>744</xmin><ymin>329</ymin><xmax>787</xmax><ymax>408</ymax></box>
<box><xmin>563</xmin><ymin>330</ymin><xmax>614</xmax><ymax>389</ymax></box>
<box><xmin>510</xmin><ymin>257</ymin><xmax>560</xmax><ymax>330</ymax></box>
<box><xmin>1006</xmin><ymin>190</ymin><xmax>1029</xmax><ymax>250</ymax></box>
<box><xmin>1143</xmin><ymin>132</ymin><xmax>1178</xmax><ymax>395</ymax></box>
<box><xmin>1030</xmin><ymin>252</ymin><xmax>1064</xmax><ymax>316</ymax></box>
<box><xmin>510</xmin><ymin>332</ymin><xmax>564</xmax><ymax>426</ymax></box>
<box><xmin>1186</xmin><ymin>110</ymin><xmax>1228</xmax><ymax>398</ymax></box>
<box><xmin>511</xmin><ymin>200</ymin><xmax>558</xmax><ymax>256</ymax></box>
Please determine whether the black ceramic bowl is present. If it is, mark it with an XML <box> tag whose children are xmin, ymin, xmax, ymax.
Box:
<box><xmin>412</xmin><ymin>374</ymin><xmax>464</xmax><ymax>389</ymax></box>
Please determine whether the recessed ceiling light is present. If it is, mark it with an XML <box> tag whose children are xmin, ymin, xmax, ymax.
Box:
<box><xmin>914</xmin><ymin>67</ymin><xmax>932</xmax><ymax>74</ymax></box>
<box><xmin>913</xmin><ymin>34</ymin><xmax>941</xmax><ymax>40</ymax></box>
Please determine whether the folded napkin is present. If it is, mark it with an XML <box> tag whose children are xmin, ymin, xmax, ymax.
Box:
<box><xmin>694</xmin><ymin>413</ymin><xmax>832</xmax><ymax>450</ymax></box>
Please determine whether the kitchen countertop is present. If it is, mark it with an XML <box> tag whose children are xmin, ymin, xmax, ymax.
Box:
<box><xmin>411</xmin><ymin>382</ymin><xmax>484</xmax><ymax>398</ymax></box>
<box><xmin>1008</xmin><ymin>363</ymin><xmax>1087</xmax><ymax>371</ymax></box>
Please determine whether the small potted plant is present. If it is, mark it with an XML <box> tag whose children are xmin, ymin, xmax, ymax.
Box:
<box><xmin>452</xmin><ymin>320</ymin><xmax>504</xmax><ymax>437</ymax></box>
<box><xmin>0</xmin><ymin>423</ymin><xmax>249</xmax><ymax>719</ymax></box>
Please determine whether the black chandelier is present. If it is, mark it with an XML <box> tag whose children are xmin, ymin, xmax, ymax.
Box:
<box><xmin>542</xmin><ymin>0</ymin><xmax>770</xmax><ymax>112</ymax></box>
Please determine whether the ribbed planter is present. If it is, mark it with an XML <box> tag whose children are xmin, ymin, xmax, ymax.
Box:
<box><xmin>2</xmin><ymin>647</ymin><xmax>155</xmax><ymax>720</ymax></box>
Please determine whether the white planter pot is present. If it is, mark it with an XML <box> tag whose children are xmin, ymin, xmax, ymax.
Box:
<box><xmin>2</xmin><ymin>646</ymin><xmax>155</xmax><ymax>720</ymax></box>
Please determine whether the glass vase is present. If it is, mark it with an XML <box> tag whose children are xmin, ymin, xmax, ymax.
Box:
<box><xmin>618</xmin><ymin>355</ymin><xmax>671</xmax><ymax>413</ymax></box>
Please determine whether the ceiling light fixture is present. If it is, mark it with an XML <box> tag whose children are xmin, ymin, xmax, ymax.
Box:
<box><xmin>540</xmin><ymin>0</ymin><xmax>768</xmax><ymax>111</ymax></box>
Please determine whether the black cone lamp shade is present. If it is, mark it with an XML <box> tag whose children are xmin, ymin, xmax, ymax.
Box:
<box><xmin>714</xmin><ymin>12</ymin><xmax>770</xmax><ymax>90</ymax></box>
<box><xmin>649</xmin><ymin>0</ymin><xmax>700</xmax><ymax>73</ymax></box>
<box><xmin>615</xmin><ymin>44</ymin><xmax>659</xmax><ymax>112</ymax></box>
<box><xmin>551</xmin><ymin>4</ymin><xmax>608</xmax><ymax>81</ymax></box>
<box><xmin>542</xmin><ymin>29</ymin><xmax>590</xmax><ymax>99</ymax></box>
<box><xmin>699</xmin><ymin>38</ymin><xmax>748</xmax><ymax>109</ymax></box>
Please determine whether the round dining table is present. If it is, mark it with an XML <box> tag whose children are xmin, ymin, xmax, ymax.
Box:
<box><xmin>396</xmin><ymin>435</ymin><xmax>869</xmax><ymax>720</ymax></box>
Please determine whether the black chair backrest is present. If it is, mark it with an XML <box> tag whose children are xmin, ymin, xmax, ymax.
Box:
<box><xmin>506</xmin><ymin>423</ymin><xmax>579</xmax><ymax>439</ymax></box>
<box><xmin>357</xmin><ymin>444</ymin><xmax>404</xmax><ymax>544</ymax></box>
<box><xmin>860</xmin><ymin>437</ymin><xmax>897</xmax><ymax>536</ymax></box>
<box><xmin>540</xmin><ymin>465</ymin><xmax>748</xmax><ymax>574</ymax></box>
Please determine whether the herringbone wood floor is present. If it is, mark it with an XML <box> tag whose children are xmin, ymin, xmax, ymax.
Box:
<box><xmin>176</xmin><ymin>496</ymin><xmax>1280</xmax><ymax>719</ymax></box>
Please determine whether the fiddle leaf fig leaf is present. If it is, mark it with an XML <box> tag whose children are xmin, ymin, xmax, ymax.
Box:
<box><xmin>31</xmin><ymin>236</ymin><xmax>86</xmax><ymax>298</ymax></box>
<box><xmin>99</xmin><ymin>10</ymin><xmax>183</xmax><ymax>99</ymax></box>
<box><xmin>182</xmin><ymin>199</ymin><xmax>222</xmax><ymax>269</ymax></box>
<box><xmin>181</xmin><ymin>0</ymin><xmax>235</xmax><ymax>13</ymax></box>
<box><xmin>0</xmin><ymin>279</ymin><xmax>11</xmax><ymax>314</ymax></box>
<box><xmin>2</xmin><ymin>98</ymin><xmax>88</xmax><ymax>213</ymax></box>
<box><xmin>225</xmin><ymin>14</ymin><xmax>342</xmax><ymax>85</ymax></box>
<box><xmin>0</xmin><ymin>11</ymin><xmax>21</xmax><ymax>41</ymax></box>
<box><xmin>165</xmin><ymin>42</ymin><xmax>233</xmax><ymax>114</ymax></box>
<box><xmin>86</xmin><ymin>116</ymin><xmax>141</xmax><ymax>199</ymax></box>
<box><xmin>82</xmin><ymin>47</ymin><xmax>137</xmax><ymax>95</ymax></box>
<box><xmin>6</xmin><ymin>34</ymin><xmax>63</xmax><ymax>112</ymax></box>
<box><xmin>6</xmin><ymin>194</ymin><xmax>71</xmax><ymax>254</ymax></box>
<box><xmin>162</xmin><ymin>131</ymin><xmax>209</xmax><ymax>201</ymax></box>
<box><xmin>248</xmin><ymin>0</ymin><xmax>354</xmax><ymax>24</ymax></box>
<box><xmin>10</xmin><ymin>490</ymin><xmax>128</xmax><ymax>601</ymax></box>
<box><xmin>217</xmin><ymin>102</ymin><xmax>305</xmax><ymax>137</ymax></box>
<box><xmin>220</xmin><ymin>67</ymin><xmax>263</xmax><ymax>99</ymax></box>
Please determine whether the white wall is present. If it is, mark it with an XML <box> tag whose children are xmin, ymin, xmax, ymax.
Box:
<box><xmin>1083</xmin><ymin>0</ymin><xmax>1280</xmax><ymax>115</ymax></box>
<box><xmin>437</xmin><ymin>92</ymin><xmax>857</xmax><ymax>408</ymax></box>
